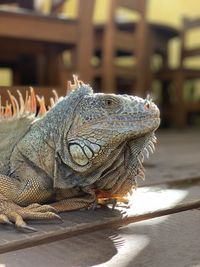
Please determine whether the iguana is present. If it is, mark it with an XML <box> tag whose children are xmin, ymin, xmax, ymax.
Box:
<box><xmin>0</xmin><ymin>76</ymin><xmax>160</xmax><ymax>231</ymax></box>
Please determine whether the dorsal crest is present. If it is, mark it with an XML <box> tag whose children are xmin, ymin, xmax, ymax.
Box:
<box><xmin>0</xmin><ymin>75</ymin><xmax>91</xmax><ymax>121</ymax></box>
<box><xmin>0</xmin><ymin>87</ymin><xmax>55</xmax><ymax>121</ymax></box>
<box><xmin>66</xmin><ymin>75</ymin><xmax>93</xmax><ymax>98</ymax></box>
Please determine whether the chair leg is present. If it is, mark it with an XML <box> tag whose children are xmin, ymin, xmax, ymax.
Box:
<box><xmin>102</xmin><ymin>70</ymin><xmax>117</xmax><ymax>93</ymax></box>
<box><xmin>135</xmin><ymin>73</ymin><xmax>152</xmax><ymax>98</ymax></box>
<box><xmin>160</xmin><ymin>80</ymin><xmax>172</xmax><ymax>127</ymax></box>
<box><xmin>46</xmin><ymin>46</ymin><xmax>64</xmax><ymax>87</ymax></box>
<box><xmin>174</xmin><ymin>72</ymin><xmax>187</xmax><ymax>128</ymax></box>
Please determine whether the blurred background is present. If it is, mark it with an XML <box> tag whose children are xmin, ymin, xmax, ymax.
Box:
<box><xmin>0</xmin><ymin>0</ymin><xmax>200</xmax><ymax>127</ymax></box>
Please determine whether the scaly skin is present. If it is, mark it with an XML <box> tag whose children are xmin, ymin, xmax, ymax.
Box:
<box><xmin>0</xmin><ymin>77</ymin><xmax>160</xmax><ymax>231</ymax></box>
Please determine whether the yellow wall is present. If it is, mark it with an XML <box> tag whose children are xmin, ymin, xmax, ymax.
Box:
<box><xmin>0</xmin><ymin>69</ymin><xmax>12</xmax><ymax>86</ymax></box>
<box><xmin>148</xmin><ymin>0</ymin><xmax>200</xmax><ymax>27</ymax></box>
<box><xmin>94</xmin><ymin>0</ymin><xmax>200</xmax><ymax>26</ymax></box>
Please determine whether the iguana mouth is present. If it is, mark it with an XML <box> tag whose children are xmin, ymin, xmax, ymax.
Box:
<box><xmin>106</xmin><ymin>113</ymin><xmax>160</xmax><ymax>121</ymax></box>
<box><xmin>86</xmin><ymin>114</ymin><xmax>160</xmax><ymax>124</ymax></box>
<box><xmin>107</xmin><ymin>116</ymin><xmax>160</xmax><ymax>126</ymax></box>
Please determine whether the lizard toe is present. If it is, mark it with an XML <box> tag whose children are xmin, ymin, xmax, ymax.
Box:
<box><xmin>0</xmin><ymin>214</ymin><xmax>13</xmax><ymax>226</ymax></box>
<box><xmin>0</xmin><ymin>199</ymin><xmax>62</xmax><ymax>231</ymax></box>
<box><xmin>27</xmin><ymin>203</ymin><xmax>58</xmax><ymax>213</ymax></box>
<box><xmin>26</xmin><ymin>203</ymin><xmax>42</xmax><ymax>209</ymax></box>
<box><xmin>5</xmin><ymin>211</ymin><xmax>37</xmax><ymax>232</ymax></box>
<box><xmin>20</xmin><ymin>210</ymin><xmax>63</xmax><ymax>222</ymax></box>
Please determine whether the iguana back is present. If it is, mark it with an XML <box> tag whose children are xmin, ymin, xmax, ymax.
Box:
<box><xmin>0</xmin><ymin>117</ymin><xmax>34</xmax><ymax>174</ymax></box>
<box><xmin>0</xmin><ymin>88</ymin><xmax>53</xmax><ymax>174</ymax></box>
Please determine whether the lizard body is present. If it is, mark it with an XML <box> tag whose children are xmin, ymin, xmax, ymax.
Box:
<box><xmin>0</xmin><ymin>77</ymin><xmax>160</xmax><ymax>231</ymax></box>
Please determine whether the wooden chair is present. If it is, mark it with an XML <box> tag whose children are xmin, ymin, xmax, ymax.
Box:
<box><xmin>0</xmin><ymin>0</ymin><xmax>95</xmax><ymax>87</ymax></box>
<box><xmin>156</xmin><ymin>17</ymin><xmax>200</xmax><ymax>127</ymax></box>
<box><xmin>92</xmin><ymin>0</ymin><xmax>149</xmax><ymax>96</ymax></box>
<box><xmin>63</xmin><ymin>0</ymin><xmax>95</xmax><ymax>84</ymax></box>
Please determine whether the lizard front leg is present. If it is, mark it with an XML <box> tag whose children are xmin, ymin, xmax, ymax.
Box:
<box><xmin>0</xmin><ymin>173</ymin><xmax>60</xmax><ymax>231</ymax></box>
<box><xmin>50</xmin><ymin>184</ymin><xmax>130</xmax><ymax>212</ymax></box>
<box><xmin>51</xmin><ymin>195</ymin><xmax>96</xmax><ymax>212</ymax></box>
<box><xmin>51</xmin><ymin>187</ymin><xmax>96</xmax><ymax>212</ymax></box>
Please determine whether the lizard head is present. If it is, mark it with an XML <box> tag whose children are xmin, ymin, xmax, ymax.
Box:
<box><xmin>62</xmin><ymin>77</ymin><xmax>160</xmax><ymax>174</ymax></box>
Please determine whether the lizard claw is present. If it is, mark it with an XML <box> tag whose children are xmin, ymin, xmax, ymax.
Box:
<box><xmin>17</xmin><ymin>225</ymin><xmax>37</xmax><ymax>233</ymax></box>
<box><xmin>0</xmin><ymin>198</ymin><xmax>62</xmax><ymax>232</ymax></box>
<box><xmin>0</xmin><ymin>212</ymin><xmax>37</xmax><ymax>232</ymax></box>
<box><xmin>15</xmin><ymin>217</ymin><xmax>38</xmax><ymax>233</ymax></box>
<box><xmin>0</xmin><ymin>214</ymin><xmax>13</xmax><ymax>226</ymax></box>
<box><xmin>97</xmin><ymin>198</ymin><xmax>117</xmax><ymax>210</ymax></box>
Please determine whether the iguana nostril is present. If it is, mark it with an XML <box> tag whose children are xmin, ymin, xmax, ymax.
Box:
<box><xmin>144</xmin><ymin>102</ymin><xmax>150</xmax><ymax>110</ymax></box>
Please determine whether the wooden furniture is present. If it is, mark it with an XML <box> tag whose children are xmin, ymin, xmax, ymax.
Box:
<box><xmin>0</xmin><ymin>0</ymin><xmax>95</xmax><ymax>87</ymax></box>
<box><xmin>92</xmin><ymin>0</ymin><xmax>148</xmax><ymax>96</ymax></box>
<box><xmin>68</xmin><ymin>0</ymin><xmax>95</xmax><ymax>84</ymax></box>
<box><xmin>0</xmin><ymin>0</ymin><xmax>34</xmax><ymax>10</ymax></box>
<box><xmin>94</xmin><ymin>21</ymin><xmax>178</xmax><ymax>94</ymax></box>
<box><xmin>156</xmin><ymin>17</ymin><xmax>200</xmax><ymax>127</ymax></box>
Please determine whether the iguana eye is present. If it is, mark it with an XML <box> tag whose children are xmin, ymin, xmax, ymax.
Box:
<box><xmin>105</xmin><ymin>99</ymin><xmax>113</xmax><ymax>106</ymax></box>
<box><xmin>102</xmin><ymin>97</ymin><xmax>119</xmax><ymax>108</ymax></box>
